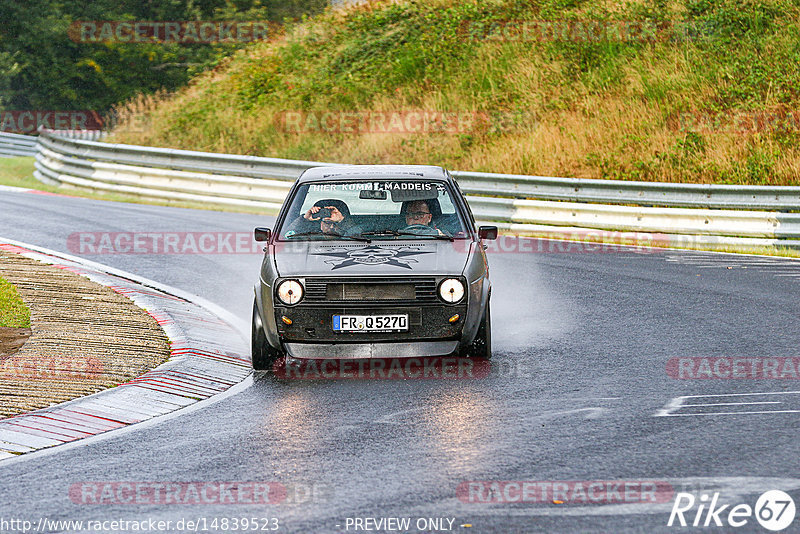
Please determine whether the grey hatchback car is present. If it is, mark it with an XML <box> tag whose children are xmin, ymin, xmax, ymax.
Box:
<box><xmin>251</xmin><ymin>165</ymin><xmax>497</xmax><ymax>369</ymax></box>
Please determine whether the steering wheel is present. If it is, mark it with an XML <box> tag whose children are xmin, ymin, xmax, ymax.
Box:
<box><xmin>401</xmin><ymin>224</ymin><xmax>439</xmax><ymax>236</ymax></box>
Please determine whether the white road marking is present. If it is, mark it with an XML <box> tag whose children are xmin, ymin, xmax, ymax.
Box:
<box><xmin>680</xmin><ymin>401</ymin><xmax>781</xmax><ymax>407</ymax></box>
<box><xmin>0</xmin><ymin>185</ymin><xmax>31</xmax><ymax>193</ymax></box>
<box><xmin>677</xmin><ymin>390</ymin><xmax>800</xmax><ymax>398</ymax></box>
<box><xmin>666</xmin><ymin>259</ymin><xmax>800</xmax><ymax>280</ymax></box>
<box><xmin>663</xmin><ymin>255</ymin><xmax>800</xmax><ymax>273</ymax></box>
<box><xmin>658</xmin><ymin>410</ymin><xmax>800</xmax><ymax>416</ymax></box>
<box><xmin>655</xmin><ymin>391</ymin><xmax>800</xmax><ymax>417</ymax></box>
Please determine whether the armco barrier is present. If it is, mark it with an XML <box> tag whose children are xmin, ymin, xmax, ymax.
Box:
<box><xmin>1</xmin><ymin>131</ymin><xmax>103</xmax><ymax>158</ymax></box>
<box><xmin>32</xmin><ymin>130</ymin><xmax>800</xmax><ymax>248</ymax></box>
<box><xmin>452</xmin><ymin>170</ymin><xmax>800</xmax><ymax>211</ymax></box>
<box><xmin>0</xmin><ymin>132</ymin><xmax>38</xmax><ymax>158</ymax></box>
<box><xmin>468</xmin><ymin>196</ymin><xmax>800</xmax><ymax>239</ymax></box>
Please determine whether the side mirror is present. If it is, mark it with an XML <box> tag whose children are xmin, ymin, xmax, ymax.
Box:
<box><xmin>254</xmin><ymin>227</ymin><xmax>272</xmax><ymax>242</ymax></box>
<box><xmin>478</xmin><ymin>226</ymin><xmax>498</xmax><ymax>240</ymax></box>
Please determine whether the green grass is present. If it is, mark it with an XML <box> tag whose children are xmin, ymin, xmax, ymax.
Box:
<box><xmin>0</xmin><ymin>276</ymin><xmax>30</xmax><ymax>328</ymax></box>
<box><xmin>0</xmin><ymin>157</ymin><xmax>38</xmax><ymax>189</ymax></box>
<box><xmin>107</xmin><ymin>0</ymin><xmax>800</xmax><ymax>185</ymax></box>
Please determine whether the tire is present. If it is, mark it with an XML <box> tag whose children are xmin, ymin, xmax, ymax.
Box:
<box><xmin>251</xmin><ymin>300</ymin><xmax>282</xmax><ymax>370</ymax></box>
<box><xmin>462</xmin><ymin>301</ymin><xmax>492</xmax><ymax>359</ymax></box>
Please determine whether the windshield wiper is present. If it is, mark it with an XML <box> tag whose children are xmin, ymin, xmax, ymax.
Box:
<box><xmin>401</xmin><ymin>231</ymin><xmax>454</xmax><ymax>242</ymax></box>
<box><xmin>285</xmin><ymin>231</ymin><xmax>371</xmax><ymax>242</ymax></box>
<box><xmin>359</xmin><ymin>229</ymin><xmax>454</xmax><ymax>242</ymax></box>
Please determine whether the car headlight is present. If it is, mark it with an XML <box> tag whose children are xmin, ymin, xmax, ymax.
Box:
<box><xmin>438</xmin><ymin>278</ymin><xmax>465</xmax><ymax>303</ymax></box>
<box><xmin>277</xmin><ymin>280</ymin><xmax>304</xmax><ymax>305</ymax></box>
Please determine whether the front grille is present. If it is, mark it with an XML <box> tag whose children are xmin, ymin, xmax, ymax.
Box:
<box><xmin>305</xmin><ymin>281</ymin><xmax>327</xmax><ymax>300</ymax></box>
<box><xmin>304</xmin><ymin>278</ymin><xmax>438</xmax><ymax>303</ymax></box>
<box><xmin>327</xmin><ymin>283</ymin><xmax>415</xmax><ymax>301</ymax></box>
<box><xmin>414</xmin><ymin>279</ymin><xmax>437</xmax><ymax>301</ymax></box>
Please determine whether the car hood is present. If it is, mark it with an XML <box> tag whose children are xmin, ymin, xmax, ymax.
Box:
<box><xmin>272</xmin><ymin>240</ymin><xmax>472</xmax><ymax>277</ymax></box>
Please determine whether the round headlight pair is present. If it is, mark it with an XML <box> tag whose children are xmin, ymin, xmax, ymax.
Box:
<box><xmin>438</xmin><ymin>278</ymin><xmax>465</xmax><ymax>303</ymax></box>
<box><xmin>277</xmin><ymin>280</ymin><xmax>303</xmax><ymax>305</ymax></box>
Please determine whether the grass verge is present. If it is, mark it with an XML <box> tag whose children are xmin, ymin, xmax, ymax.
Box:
<box><xmin>0</xmin><ymin>276</ymin><xmax>30</xmax><ymax>328</ymax></box>
<box><xmin>109</xmin><ymin>0</ymin><xmax>800</xmax><ymax>185</ymax></box>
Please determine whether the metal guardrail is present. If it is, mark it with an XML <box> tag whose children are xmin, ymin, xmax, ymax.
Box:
<box><xmin>469</xmin><ymin>196</ymin><xmax>800</xmax><ymax>239</ymax></box>
<box><xmin>0</xmin><ymin>131</ymin><xmax>102</xmax><ymax>158</ymax></box>
<box><xmin>36</xmin><ymin>131</ymin><xmax>332</xmax><ymax>179</ymax></box>
<box><xmin>32</xmin><ymin>130</ymin><xmax>800</xmax><ymax>247</ymax></box>
<box><xmin>0</xmin><ymin>132</ymin><xmax>38</xmax><ymax>158</ymax></box>
<box><xmin>452</xmin><ymin>170</ymin><xmax>800</xmax><ymax>211</ymax></box>
<box><xmin>45</xmin><ymin>129</ymin><xmax>106</xmax><ymax>141</ymax></box>
<box><xmin>34</xmin><ymin>133</ymin><xmax>301</xmax><ymax>211</ymax></box>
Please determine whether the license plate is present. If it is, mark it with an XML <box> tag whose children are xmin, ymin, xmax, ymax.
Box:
<box><xmin>332</xmin><ymin>314</ymin><xmax>408</xmax><ymax>332</ymax></box>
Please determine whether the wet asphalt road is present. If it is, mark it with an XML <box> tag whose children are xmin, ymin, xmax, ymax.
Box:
<box><xmin>1</xmin><ymin>188</ymin><xmax>800</xmax><ymax>533</ymax></box>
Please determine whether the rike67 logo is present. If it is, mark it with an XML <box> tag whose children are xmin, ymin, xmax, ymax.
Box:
<box><xmin>668</xmin><ymin>490</ymin><xmax>796</xmax><ymax>531</ymax></box>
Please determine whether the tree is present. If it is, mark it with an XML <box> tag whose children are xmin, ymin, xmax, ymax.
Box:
<box><xmin>0</xmin><ymin>0</ymin><xmax>328</xmax><ymax>114</ymax></box>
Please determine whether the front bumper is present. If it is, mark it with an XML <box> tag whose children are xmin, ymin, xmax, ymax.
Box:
<box><xmin>274</xmin><ymin>304</ymin><xmax>466</xmax><ymax>351</ymax></box>
<box><xmin>284</xmin><ymin>340</ymin><xmax>459</xmax><ymax>359</ymax></box>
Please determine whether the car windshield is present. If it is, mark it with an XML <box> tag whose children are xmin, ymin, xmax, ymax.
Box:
<box><xmin>276</xmin><ymin>178</ymin><xmax>471</xmax><ymax>241</ymax></box>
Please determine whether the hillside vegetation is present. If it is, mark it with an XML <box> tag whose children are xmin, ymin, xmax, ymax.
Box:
<box><xmin>110</xmin><ymin>0</ymin><xmax>800</xmax><ymax>184</ymax></box>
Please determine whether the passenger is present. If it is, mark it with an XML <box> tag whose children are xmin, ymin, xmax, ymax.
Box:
<box><xmin>284</xmin><ymin>199</ymin><xmax>362</xmax><ymax>237</ymax></box>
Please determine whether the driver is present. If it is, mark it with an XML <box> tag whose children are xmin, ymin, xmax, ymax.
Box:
<box><xmin>403</xmin><ymin>200</ymin><xmax>450</xmax><ymax>236</ymax></box>
<box><xmin>284</xmin><ymin>199</ymin><xmax>362</xmax><ymax>237</ymax></box>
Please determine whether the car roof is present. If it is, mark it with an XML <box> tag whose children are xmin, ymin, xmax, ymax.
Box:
<box><xmin>297</xmin><ymin>165</ymin><xmax>449</xmax><ymax>183</ymax></box>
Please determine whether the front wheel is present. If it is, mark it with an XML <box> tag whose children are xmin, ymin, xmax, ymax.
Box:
<box><xmin>462</xmin><ymin>301</ymin><xmax>491</xmax><ymax>359</ymax></box>
<box><xmin>252</xmin><ymin>300</ymin><xmax>282</xmax><ymax>370</ymax></box>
